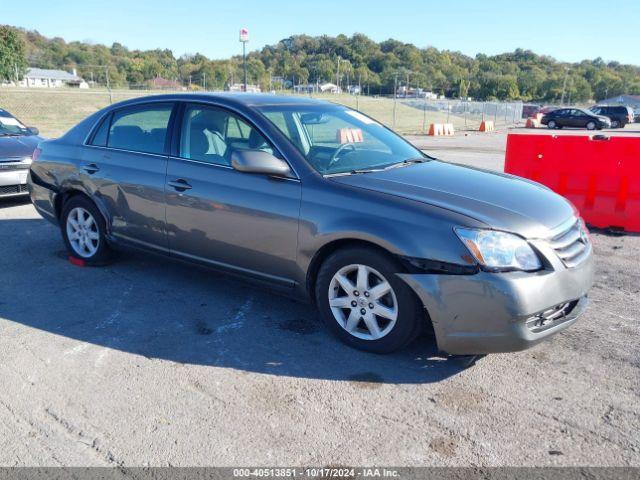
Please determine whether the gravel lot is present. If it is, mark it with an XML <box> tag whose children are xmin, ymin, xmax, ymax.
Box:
<box><xmin>0</xmin><ymin>127</ymin><xmax>639</xmax><ymax>467</ymax></box>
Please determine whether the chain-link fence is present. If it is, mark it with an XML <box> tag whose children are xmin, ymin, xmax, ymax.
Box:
<box><xmin>0</xmin><ymin>87</ymin><xmax>523</xmax><ymax>138</ymax></box>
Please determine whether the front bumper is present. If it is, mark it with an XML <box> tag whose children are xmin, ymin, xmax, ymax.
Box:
<box><xmin>399</xmin><ymin>251</ymin><xmax>595</xmax><ymax>355</ymax></box>
<box><xmin>0</xmin><ymin>167</ymin><xmax>30</xmax><ymax>197</ymax></box>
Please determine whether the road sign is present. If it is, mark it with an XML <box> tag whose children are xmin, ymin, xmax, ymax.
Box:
<box><xmin>240</xmin><ymin>28</ymin><xmax>249</xmax><ymax>43</ymax></box>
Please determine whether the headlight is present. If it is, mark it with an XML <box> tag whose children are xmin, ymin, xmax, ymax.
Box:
<box><xmin>455</xmin><ymin>228</ymin><xmax>542</xmax><ymax>272</ymax></box>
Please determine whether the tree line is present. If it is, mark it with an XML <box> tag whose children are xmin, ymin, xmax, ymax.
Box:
<box><xmin>1</xmin><ymin>25</ymin><xmax>639</xmax><ymax>102</ymax></box>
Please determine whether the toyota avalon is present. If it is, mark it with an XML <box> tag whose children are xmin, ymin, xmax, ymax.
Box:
<box><xmin>28</xmin><ymin>94</ymin><xmax>594</xmax><ymax>355</ymax></box>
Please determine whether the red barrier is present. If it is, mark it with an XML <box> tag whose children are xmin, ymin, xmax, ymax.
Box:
<box><xmin>505</xmin><ymin>133</ymin><xmax>640</xmax><ymax>232</ymax></box>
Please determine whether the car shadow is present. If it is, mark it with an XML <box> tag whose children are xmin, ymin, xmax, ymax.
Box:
<box><xmin>0</xmin><ymin>196</ymin><xmax>31</xmax><ymax>209</ymax></box>
<box><xmin>0</xmin><ymin>217</ymin><xmax>472</xmax><ymax>385</ymax></box>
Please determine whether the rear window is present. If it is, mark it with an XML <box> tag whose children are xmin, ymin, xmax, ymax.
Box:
<box><xmin>107</xmin><ymin>103</ymin><xmax>173</xmax><ymax>155</ymax></box>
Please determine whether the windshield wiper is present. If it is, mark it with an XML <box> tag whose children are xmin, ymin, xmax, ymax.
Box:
<box><xmin>0</xmin><ymin>133</ymin><xmax>22</xmax><ymax>137</ymax></box>
<box><xmin>324</xmin><ymin>158</ymin><xmax>430</xmax><ymax>177</ymax></box>
<box><xmin>382</xmin><ymin>157</ymin><xmax>429</xmax><ymax>170</ymax></box>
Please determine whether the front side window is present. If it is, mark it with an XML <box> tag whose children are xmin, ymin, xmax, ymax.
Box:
<box><xmin>179</xmin><ymin>104</ymin><xmax>273</xmax><ymax>166</ymax></box>
<box><xmin>107</xmin><ymin>103</ymin><xmax>173</xmax><ymax>155</ymax></box>
<box><xmin>257</xmin><ymin>104</ymin><xmax>424</xmax><ymax>175</ymax></box>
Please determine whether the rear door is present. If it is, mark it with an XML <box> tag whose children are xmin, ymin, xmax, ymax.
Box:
<box><xmin>164</xmin><ymin>102</ymin><xmax>301</xmax><ymax>286</ymax></box>
<box><xmin>83</xmin><ymin>102</ymin><xmax>175</xmax><ymax>250</ymax></box>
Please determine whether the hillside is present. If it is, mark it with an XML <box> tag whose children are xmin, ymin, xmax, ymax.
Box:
<box><xmin>2</xmin><ymin>25</ymin><xmax>640</xmax><ymax>102</ymax></box>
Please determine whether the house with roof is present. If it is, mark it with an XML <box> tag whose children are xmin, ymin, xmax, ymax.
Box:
<box><xmin>20</xmin><ymin>68</ymin><xmax>89</xmax><ymax>88</ymax></box>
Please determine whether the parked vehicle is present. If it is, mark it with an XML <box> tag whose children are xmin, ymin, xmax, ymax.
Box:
<box><xmin>521</xmin><ymin>104</ymin><xmax>541</xmax><ymax>119</ymax></box>
<box><xmin>29</xmin><ymin>94</ymin><xmax>594</xmax><ymax>355</ymax></box>
<box><xmin>538</xmin><ymin>106</ymin><xmax>560</xmax><ymax>115</ymax></box>
<box><xmin>589</xmin><ymin>105</ymin><xmax>634</xmax><ymax>128</ymax></box>
<box><xmin>541</xmin><ymin>108</ymin><xmax>611</xmax><ymax>130</ymax></box>
<box><xmin>0</xmin><ymin>108</ymin><xmax>43</xmax><ymax>198</ymax></box>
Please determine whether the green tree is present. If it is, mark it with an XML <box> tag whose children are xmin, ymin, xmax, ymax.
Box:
<box><xmin>0</xmin><ymin>26</ymin><xmax>27</xmax><ymax>82</ymax></box>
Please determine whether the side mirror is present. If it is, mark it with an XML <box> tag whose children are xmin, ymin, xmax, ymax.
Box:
<box><xmin>231</xmin><ymin>150</ymin><xmax>292</xmax><ymax>178</ymax></box>
<box><xmin>27</xmin><ymin>126</ymin><xmax>39</xmax><ymax>135</ymax></box>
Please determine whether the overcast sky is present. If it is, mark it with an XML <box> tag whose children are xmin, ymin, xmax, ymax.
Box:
<box><xmin>4</xmin><ymin>0</ymin><xmax>640</xmax><ymax>64</ymax></box>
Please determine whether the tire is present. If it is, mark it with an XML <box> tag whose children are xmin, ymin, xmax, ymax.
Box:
<box><xmin>315</xmin><ymin>247</ymin><xmax>423</xmax><ymax>354</ymax></box>
<box><xmin>61</xmin><ymin>195</ymin><xmax>113</xmax><ymax>265</ymax></box>
<box><xmin>547</xmin><ymin>120</ymin><xmax>556</xmax><ymax>129</ymax></box>
<box><xmin>611</xmin><ymin>120</ymin><xmax>620</xmax><ymax>128</ymax></box>
<box><xmin>586</xmin><ymin>121</ymin><xmax>596</xmax><ymax>130</ymax></box>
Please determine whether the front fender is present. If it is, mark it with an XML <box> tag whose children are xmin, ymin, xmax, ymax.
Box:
<box><xmin>295</xmin><ymin>181</ymin><xmax>483</xmax><ymax>298</ymax></box>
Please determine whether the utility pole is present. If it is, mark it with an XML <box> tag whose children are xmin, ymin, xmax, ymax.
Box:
<box><xmin>393</xmin><ymin>72</ymin><xmax>398</xmax><ymax>129</ymax></box>
<box><xmin>203</xmin><ymin>72</ymin><xmax>207</xmax><ymax>91</ymax></box>
<box><xmin>560</xmin><ymin>67</ymin><xmax>569</xmax><ymax>105</ymax></box>
<box><xmin>336</xmin><ymin>57</ymin><xmax>341</xmax><ymax>93</ymax></box>
<box><xmin>240</xmin><ymin>28</ymin><xmax>249</xmax><ymax>92</ymax></box>
<box><xmin>105</xmin><ymin>66</ymin><xmax>112</xmax><ymax>104</ymax></box>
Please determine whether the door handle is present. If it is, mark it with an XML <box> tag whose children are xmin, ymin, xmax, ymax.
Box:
<box><xmin>81</xmin><ymin>163</ymin><xmax>100</xmax><ymax>174</ymax></box>
<box><xmin>168</xmin><ymin>178</ymin><xmax>192</xmax><ymax>191</ymax></box>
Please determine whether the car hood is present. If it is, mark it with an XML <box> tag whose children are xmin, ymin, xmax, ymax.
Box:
<box><xmin>0</xmin><ymin>135</ymin><xmax>42</xmax><ymax>160</ymax></box>
<box><xmin>329</xmin><ymin>161</ymin><xmax>576</xmax><ymax>238</ymax></box>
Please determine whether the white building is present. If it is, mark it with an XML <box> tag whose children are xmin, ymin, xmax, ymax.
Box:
<box><xmin>20</xmin><ymin>68</ymin><xmax>89</xmax><ymax>89</ymax></box>
<box><xmin>226</xmin><ymin>83</ymin><xmax>261</xmax><ymax>93</ymax></box>
<box><xmin>319</xmin><ymin>82</ymin><xmax>341</xmax><ymax>94</ymax></box>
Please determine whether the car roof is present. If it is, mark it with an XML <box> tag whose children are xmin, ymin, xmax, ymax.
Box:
<box><xmin>109</xmin><ymin>92</ymin><xmax>338</xmax><ymax>110</ymax></box>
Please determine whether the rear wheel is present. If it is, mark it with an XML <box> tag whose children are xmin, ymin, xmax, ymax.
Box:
<box><xmin>61</xmin><ymin>196</ymin><xmax>113</xmax><ymax>265</ymax></box>
<box><xmin>316</xmin><ymin>247</ymin><xmax>423</xmax><ymax>354</ymax></box>
<box><xmin>586</xmin><ymin>121</ymin><xmax>597</xmax><ymax>130</ymax></box>
<box><xmin>611</xmin><ymin>120</ymin><xmax>620</xmax><ymax>128</ymax></box>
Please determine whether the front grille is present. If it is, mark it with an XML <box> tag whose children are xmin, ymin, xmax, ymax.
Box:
<box><xmin>0</xmin><ymin>184</ymin><xmax>29</xmax><ymax>196</ymax></box>
<box><xmin>548</xmin><ymin>218</ymin><xmax>590</xmax><ymax>268</ymax></box>
<box><xmin>526</xmin><ymin>300</ymin><xmax>579</xmax><ymax>333</ymax></box>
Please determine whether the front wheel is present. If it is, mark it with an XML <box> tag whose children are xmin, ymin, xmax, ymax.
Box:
<box><xmin>611</xmin><ymin>120</ymin><xmax>620</xmax><ymax>128</ymax></box>
<box><xmin>61</xmin><ymin>195</ymin><xmax>113</xmax><ymax>265</ymax></box>
<box><xmin>547</xmin><ymin>120</ymin><xmax>557</xmax><ymax>129</ymax></box>
<box><xmin>586</xmin><ymin>121</ymin><xmax>597</xmax><ymax>130</ymax></box>
<box><xmin>316</xmin><ymin>247</ymin><xmax>423</xmax><ymax>354</ymax></box>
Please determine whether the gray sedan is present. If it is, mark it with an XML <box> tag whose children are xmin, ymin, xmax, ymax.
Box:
<box><xmin>28</xmin><ymin>94</ymin><xmax>594</xmax><ymax>355</ymax></box>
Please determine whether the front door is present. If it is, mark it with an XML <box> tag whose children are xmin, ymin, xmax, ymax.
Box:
<box><xmin>164</xmin><ymin>103</ymin><xmax>301</xmax><ymax>286</ymax></box>
<box><xmin>82</xmin><ymin>102</ymin><xmax>175</xmax><ymax>250</ymax></box>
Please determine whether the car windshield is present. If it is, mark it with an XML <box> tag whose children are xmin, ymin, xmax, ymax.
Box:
<box><xmin>0</xmin><ymin>111</ymin><xmax>30</xmax><ymax>136</ymax></box>
<box><xmin>256</xmin><ymin>104</ymin><xmax>427</xmax><ymax>175</ymax></box>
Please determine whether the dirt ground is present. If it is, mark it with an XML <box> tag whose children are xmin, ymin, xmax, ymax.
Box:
<box><xmin>0</xmin><ymin>127</ymin><xmax>638</xmax><ymax>467</ymax></box>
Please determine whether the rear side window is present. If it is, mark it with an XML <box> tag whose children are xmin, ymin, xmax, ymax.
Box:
<box><xmin>90</xmin><ymin>114</ymin><xmax>111</xmax><ymax>147</ymax></box>
<box><xmin>108</xmin><ymin>104</ymin><xmax>173</xmax><ymax>155</ymax></box>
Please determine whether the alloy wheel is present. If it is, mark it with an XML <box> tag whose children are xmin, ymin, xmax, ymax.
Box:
<box><xmin>66</xmin><ymin>207</ymin><xmax>100</xmax><ymax>258</ymax></box>
<box><xmin>328</xmin><ymin>264</ymin><xmax>398</xmax><ymax>340</ymax></box>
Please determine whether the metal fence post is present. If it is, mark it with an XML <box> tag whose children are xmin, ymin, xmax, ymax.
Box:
<box><xmin>422</xmin><ymin>96</ymin><xmax>427</xmax><ymax>133</ymax></box>
<box><xmin>464</xmin><ymin>101</ymin><xmax>467</xmax><ymax>128</ymax></box>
